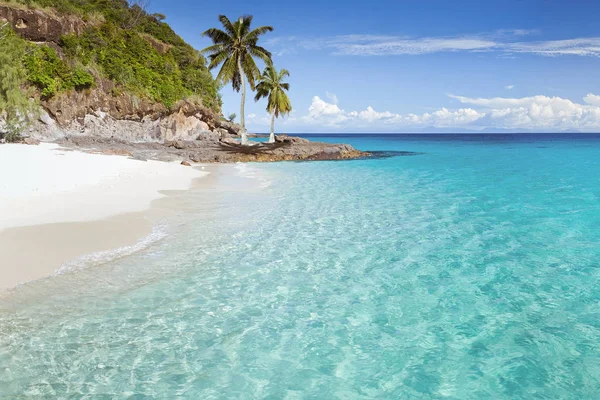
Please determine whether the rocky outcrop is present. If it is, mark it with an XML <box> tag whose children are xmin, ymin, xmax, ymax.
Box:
<box><xmin>42</xmin><ymin>84</ymin><xmax>166</xmax><ymax>125</ymax></box>
<box><xmin>25</xmin><ymin>87</ymin><xmax>240</xmax><ymax>143</ymax></box>
<box><xmin>0</xmin><ymin>5</ymin><xmax>88</xmax><ymax>43</ymax></box>
<box><xmin>274</xmin><ymin>134</ymin><xmax>310</xmax><ymax>144</ymax></box>
<box><xmin>141</xmin><ymin>33</ymin><xmax>172</xmax><ymax>54</ymax></box>
<box><xmin>11</xmin><ymin>73</ymin><xmax>365</xmax><ymax>162</ymax></box>
<box><xmin>55</xmin><ymin>135</ymin><xmax>369</xmax><ymax>163</ymax></box>
<box><xmin>0</xmin><ymin>3</ymin><xmax>364</xmax><ymax>162</ymax></box>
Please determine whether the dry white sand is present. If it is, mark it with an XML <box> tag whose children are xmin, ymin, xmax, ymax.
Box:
<box><xmin>0</xmin><ymin>143</ymin><xmax>208</xmax><ymax>290</ymax></box>
<box><xmin>0</xmin><ymin>143</ymin><xmax>206</xmax><ymax>230</ymax></box>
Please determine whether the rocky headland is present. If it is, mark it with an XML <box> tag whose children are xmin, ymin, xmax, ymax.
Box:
<box><xmin>20</xmin><ymin>93</ymin><xmax>367</xmax><ymax>163</ymax></box>
<box><xmin>0</xmin><ymin>2</ymin><xmax>367</xmax><ymax>162</ymax></box>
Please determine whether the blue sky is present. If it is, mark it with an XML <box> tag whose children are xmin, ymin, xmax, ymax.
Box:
<box><xmin>150</xmin><ymin>0</ymin><xmax>600</xmax><ymax>133</ymax></box>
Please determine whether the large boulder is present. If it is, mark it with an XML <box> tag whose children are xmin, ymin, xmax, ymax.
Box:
<box><xmin>196</xmin><ymin>129</ymin><xmax>221</xmax><ymax>143</ymax></box>
<box><xmin>215</xmin><ymin>119</ymin><xmax>242</xmax><ymax>136</ymax></box>
<box><xmin>274</xmin><ymin>134</ymin><xmax>310</xmax><ymax>144</ymax></box>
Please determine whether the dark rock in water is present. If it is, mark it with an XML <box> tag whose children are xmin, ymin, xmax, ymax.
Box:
<box><xmin>288</xmin><ymin>150</ymin><xmax>422</xmax><ymax>163</ymax></box>
<box><xmin>275</xmin><ymin>134</ymin><xmax>310</xmax><ymax>144</ymax></box>
<box><xmin>366</xmin><ymin>151</ymin><xmax>424</xmax><ymax>159</ymax></box>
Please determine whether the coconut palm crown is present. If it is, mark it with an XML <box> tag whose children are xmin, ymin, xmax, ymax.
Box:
<box><xmin>254</xmin><ymin>65</ymin><xmax>292</xmax><ymax>143</ymax></box>
<box><xmin>201</xmin><ymin>15</ymin><xmax>273</xmax><ymax>144</ymax></box>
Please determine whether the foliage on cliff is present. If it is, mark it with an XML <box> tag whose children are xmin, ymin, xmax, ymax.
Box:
<box><xmin>4</xmin><ymin>0</ymin><xmax>221</xmax><ymax>110</ymax></box>
<box><xmin>0</xmin><ymin>24</ymin><xmax>36</xmax><ymax>141</ymax></box>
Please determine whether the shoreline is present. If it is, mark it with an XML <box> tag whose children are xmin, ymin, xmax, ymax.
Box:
<box><xmin>0</xmin><ymin>162</ymin><xmax>265</xmax><ymax>294</ymax></box>
<box><xmin>0</xmin><ymin>143</ymin><xmax>213</xmax><ymax>291</ymax></box>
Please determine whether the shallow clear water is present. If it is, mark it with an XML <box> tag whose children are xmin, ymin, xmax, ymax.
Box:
<box><xmin>2</xmin><ymin>134</ymin><xmax>600</xmax><ymax>398</ymax></box>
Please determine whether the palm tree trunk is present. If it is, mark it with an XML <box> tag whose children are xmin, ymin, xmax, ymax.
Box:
<box><xmin>269</xmin><ymin>111</ymin><xmax>275</xmax><ymax>143</ymax></box>
<box><xmin>237</xmin><ymin>58</ymin><xmax>248</xmax><ymax>145</ymax></box>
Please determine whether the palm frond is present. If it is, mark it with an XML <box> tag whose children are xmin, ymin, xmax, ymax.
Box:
<box><xmin>201</xmin><ymin>28</ymin><xmax>232</xmax><ymax>45</ymax></box>
<box><xmin>207</xmin><ymin>50</ymin><xmax>230</xmax><ymax>70</ymax></box>
<box><xmin>216</xmin><ymin>56</ymin><xmax>240</xmax><ymax>90</ymax></box>
<box><xmin>254</xmin><ymin>81</ymin><xmax>270</xmax><ymax>102</ymax></box>
<box><xmin>218</xmin><ymin>15</ymin><xmax>236</xmax><ymax>37</ymax></box>
<box><xmin>201</xmin><ymin>43</ymin><xmax>226</xmax><ymax>56</ymax></box>
<box><xmin>248</xmin><ymin>45</ymin><xmax>273</xmax><ymax>66</ymax></box>
<box><xmin>246</xmin><ymin>26</ymin><xmax>274</xmax><ymax>41</ymax></box>
<box><xmin>239</xmin><ymin>15</ymin><xmax>254</xmax><ymax>36</ymax></box>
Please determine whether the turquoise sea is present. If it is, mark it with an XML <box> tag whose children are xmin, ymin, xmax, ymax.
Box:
<box><xmin>2</xmin><ymin>134</ymin><xmax>600</xmax><ymax>398</ymax></box>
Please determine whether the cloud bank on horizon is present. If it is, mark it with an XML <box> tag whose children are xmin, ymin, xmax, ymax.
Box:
<box><xmin>248</xmin><ymin>93</ymin><xmax>600</xmax><ymax>133</ymax></box>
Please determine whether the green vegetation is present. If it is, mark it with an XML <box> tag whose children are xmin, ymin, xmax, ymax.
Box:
<box><xmin>24</xmin><ymin>46</ymin><xmax>94</xmax><ymax>98</ymax></box>
<box><xmin>254</xmin><ymin>65</ymin><xmax>292</xmax><ymax>143</ymax></box>
<box><xmin>227</xmin><ymin>112</ymin><xmax>236</xmax><ymax>123</ymax></box>
<box><xmin>0</xmin><ymin>2</ymin><xmax>294</xmax><ymax>143</ymax></box>
<box><xmin>6</xmin><ymin>0</ymin><xmax>221</xmax><ymax>110</ymax></box>
<box><xmin>202</xmin><ymin>15</ymin><xmax>273</xmax><ymax>144</ymax></box>
<box><xmin>0</xmin><ymin>24</ymin><xmax>35</xmax><ymax>141</ymax></box>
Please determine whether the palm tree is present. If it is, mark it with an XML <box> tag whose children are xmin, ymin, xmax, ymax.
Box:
<box><xmin>254</xmin><ymin>66</ymin><xmax>292</xmax><ymax>143</ymax></box>
<box><xmin>201</xmin><ymin>15</ymin><xmax>273</xmax><ymax>145</ymax></box>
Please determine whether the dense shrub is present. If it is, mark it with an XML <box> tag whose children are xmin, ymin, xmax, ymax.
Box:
<box><xmin>0</xmin><ymin>25</ymin><xmax>37</xmax><ymax>141</ymax></box>
<box><xmin>11</xmin><ymin>0</ymin><xmax>221</xmax><ymax>110</ymax></box>
<box><xmin>24</xmin><ymin>45</ymin><xmax>94</xmax><ymax>98</ymax></box>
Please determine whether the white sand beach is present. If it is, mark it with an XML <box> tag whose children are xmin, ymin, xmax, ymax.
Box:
<box><xmin>0</xmin><ymin>143</ymin><xmax>208</xmax><ymax>290</ymax></box>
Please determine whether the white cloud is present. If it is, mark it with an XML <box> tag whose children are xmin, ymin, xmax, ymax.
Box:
<box><xmin>266</xmin><ymin>31</ymin><xmax>600</xmax><ymax>58</ymax></box>
<box><xmin>271</xmin><ymin>93</ymin><xmax>600</xmax><ymax>132</ymax></box>
<box><xmin>448</xmin><ymin>94</ymin><xmax>600</xmax><ymax>131</ymax></box>
<box><xmin>246</xmin><ymin>91</ymin><xmax>600</xmax><ymax>133</ymax></box>
<box><xmin>328</xmin><ymin>36</ymin><xmax>497</xmax><ymax>56</ymax></box>
<box><xmin>357</xmin><ymin>106</ymin><xmax>400</xmax><ymax>122</ymax></box>
<box><xmin>303</xmin><ymin>96</ymin><xmax>349</xmax><ymax>125</ymax></box>
<box><xmin>583</xmin><ymin>93</ymin><xmax>600</xmax><ymax>106</ymax></box>
<box><xmin>505</xmin><ymin>85</ymin><xmax>515</xmax><ymax>90</ymax></box>
<box><xmin>505</xmin><ymin>38</ymin><xmax>600</xmax><ymax>57</ymax></box>
<box><xmin>300</xmin><ymin>95</ymin><xmax>485</xmax><ymax>129</ymax></box>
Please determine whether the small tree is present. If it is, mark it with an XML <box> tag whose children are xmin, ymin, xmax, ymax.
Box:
<box><xmin>125</xmin><ymin>0</ymin><xmax>151</xmax><ymax>29</ymax></box>
<box><xmin>202</xmin><ymin>15</ymin><xmax>273</xmax><ymax>145</ymax></box>
<box><xmin>254</xmin><ymin>65</ymin><xmax>292</xmax><ymax>143</ymax></box>
<box><xmin>227</xmin><ymin>112</ymin><xmax>236</xmax><ymax>123</ymax></box>
<box><xmin>0</xmin><ymin>24</ymin><xmax>35</xmax><ymax>142</ymax></box>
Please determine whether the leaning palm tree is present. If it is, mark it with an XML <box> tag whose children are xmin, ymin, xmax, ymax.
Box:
<box><xmin>254</xmin><ymin>65</ymin><xmax>292</xmax><ymax>143</ymax></box>
<box><xmin>201</xmin><ymin>15</ymin><xmax>273</xmax><ymax>145</ymax></box>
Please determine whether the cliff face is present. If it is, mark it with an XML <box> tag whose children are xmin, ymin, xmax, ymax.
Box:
<box><xmin>28</xmin><ymin>89</ymin><xmax>241</xmax><ymax>143</ymax></box>
<box><xmin>0</xmin><ymin>5</ymin><xmax>88</xmax><ymax>42</ymax></box>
